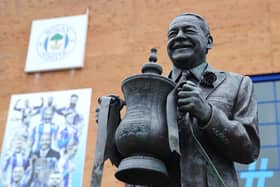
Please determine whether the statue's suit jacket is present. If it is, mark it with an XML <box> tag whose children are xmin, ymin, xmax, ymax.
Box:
<box><xmin>126</xmin><ymin>65</ymin><xmax>260</xmax><ymax>187</ymax></box>
<box><xmin>162</xmin><ymin>65</ymin><xmax>260</xmax><ymax>187</ymax></box>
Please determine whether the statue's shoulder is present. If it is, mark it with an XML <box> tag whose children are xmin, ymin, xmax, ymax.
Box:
<box><xmin>225</xmin><ymin>71</ymin><xmax>244</xmax><ymax>79</ymax></box>
<box><xmin>207</xmin><ymin>66</ymin><xmax>244</xmax><ymax>82</ymax></box>
<box><xmin>224</xmin><ymin>71</ymin><xmax>253</xmax><ymax>85</ymax></box>
<box><xmin>209</xmin><ymin>65</ymin><xmax>251</xmax><ymax>85</ymax></box>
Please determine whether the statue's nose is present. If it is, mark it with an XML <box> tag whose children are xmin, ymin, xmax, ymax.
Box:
<box><xmin>176</xmin><ymin>29</ymin><xmax>186</xmax><ymax>39</ymax></box>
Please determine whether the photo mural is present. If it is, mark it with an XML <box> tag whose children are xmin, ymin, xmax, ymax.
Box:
<box><xmin>0</xmin><ymin>88</ymin><xmax>92</xmax><ymax>187</ymax></box>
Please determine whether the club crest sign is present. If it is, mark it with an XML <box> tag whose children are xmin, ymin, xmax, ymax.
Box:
<box><xmin>37</xmin><ymin>24</ymin><xmax>77</xmax><ymax>61</ymax></box>
<box><xmin>25</xmin><ymin>14</ymin><xmax>88</xmax><ymax>73</ymax></box>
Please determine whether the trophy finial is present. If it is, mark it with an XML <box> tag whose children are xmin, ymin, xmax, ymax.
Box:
<box><xmin>149</xmin><ymin>48</ymin><xmax>157</xmax><ymax>63</ymax></box>
<box><xmin>142</xmin><ymin>48</ymin><xmax>162</xmax><ymax>74</ymax></box>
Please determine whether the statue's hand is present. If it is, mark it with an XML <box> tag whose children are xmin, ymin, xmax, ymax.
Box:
<box><xmin>95</xmin><ymin>95</ymin><xmax>125</xmax><ymax>124</ymax></box>
<box><xmin>177</xmin><ymin>81</ymin><xmax>211</xmax><ymax>124</ymax></box>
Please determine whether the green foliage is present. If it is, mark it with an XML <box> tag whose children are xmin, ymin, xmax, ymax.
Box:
<box><xmin>51</xmin><ymin>33</ymin><xmax>63</xmax><ymax>41</ymax></box>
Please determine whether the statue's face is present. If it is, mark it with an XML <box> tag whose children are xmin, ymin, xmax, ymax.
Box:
<box><xmin>167</xmin><ymin>15</ymin><xmax>210</xmax><ymax>69</ymax></box>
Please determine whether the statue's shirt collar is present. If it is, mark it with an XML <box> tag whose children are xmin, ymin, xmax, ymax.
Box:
<box><xmin>171</xmin><ymin>63</ymin><xmax>208</xmax><ymax>82</ymax></box>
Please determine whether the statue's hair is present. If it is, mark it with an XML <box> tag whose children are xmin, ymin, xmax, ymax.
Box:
<box><xmin>176</xmin><ymin>13</ymin><xmax>211</xmax><ymax>36</ymax></box>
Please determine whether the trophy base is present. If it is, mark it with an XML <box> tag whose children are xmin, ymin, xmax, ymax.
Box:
<box><xmin>115</xmin><ymin>155</ymin><xmax>168</xmax><ymax>185</ymax></box>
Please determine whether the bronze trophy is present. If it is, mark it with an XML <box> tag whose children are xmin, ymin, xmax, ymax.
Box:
<box><xmin>114</xmin><ymin>48</ymin><xmax>175</xmax><ymax>185</ymax></box>
<box><xmin>92</xmin><ymin>48</ymin><xmax>178</xmax><ymax>186</ymax></box>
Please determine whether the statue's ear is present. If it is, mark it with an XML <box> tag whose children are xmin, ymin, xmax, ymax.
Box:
<box><xmin>207</xmin><ymin>34</ymin><xmax>214</xmax><ymax>49</ymax></box>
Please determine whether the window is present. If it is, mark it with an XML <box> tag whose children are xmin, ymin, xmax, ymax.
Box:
<box><xmin>236</xmin><ymin>74</ymin><xmax>280</xmax><ymax>187</ymax></box>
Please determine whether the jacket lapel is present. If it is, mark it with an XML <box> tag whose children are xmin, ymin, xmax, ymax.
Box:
<box><xmin>168</xmin><ymin>64</ymin><xmax>226</xmax><ymax>99</ymax></box>
<box><xmin>199</xmin><ymin>65</ymin><xmax>226</xmax><ymax>99</ymax></box>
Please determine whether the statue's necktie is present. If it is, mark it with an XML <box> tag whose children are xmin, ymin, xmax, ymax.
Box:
<box><xmin>176</xmin><ymin>71</ymin><xmax>192</xmax><ymax>128</ymax></box>
<box><xmin>179</xmin><ymin>70</ymin><xmax>198</xmax><ymax>85</ymax></box>
<box><xmin>176</xmin><ymin>71</ymin><xmax>191</xmax><ymax>84</ymax></box>
<box><xmin>166</xmin><ymin>70</ymin><xmax>196</xmax><ymax>156</ymax></box>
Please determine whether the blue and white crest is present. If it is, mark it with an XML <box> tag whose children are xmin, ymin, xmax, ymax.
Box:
<box><xmin>37</xmin><ymin>24</ymin><xmax>77</xmax><ymax>61</ymax></box>
<box><xmin>25</xmin><ymin>14</ymin><xmax>88</xmax><ymax>72</ymax></box>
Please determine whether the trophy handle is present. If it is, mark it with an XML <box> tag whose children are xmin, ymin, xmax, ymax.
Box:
<box><xmin>91</xmin><ymin>95</ymin><xmax>123</xmax><ymax>187</ymax></box>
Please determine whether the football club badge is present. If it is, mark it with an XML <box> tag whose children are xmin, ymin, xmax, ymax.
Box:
<box><xmin>37</xmin><ymin>24</ymin><xmax>77</xmax><ymax>61</ymax></box>
<box><xmin>37</xmin><ymin>25</ymin><xmax>77</xmax><ymax>62</ymax></box>
<box><xmin>25</xmin><ymin>13</ymin><xmax>88</xmax><ymax>72</ymax></box>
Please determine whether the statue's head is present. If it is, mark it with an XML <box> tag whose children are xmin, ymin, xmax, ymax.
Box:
<box><xmin>167</xmin><ymin>13</ymin><xmax>213</xmax><ymax>69</ymax></box>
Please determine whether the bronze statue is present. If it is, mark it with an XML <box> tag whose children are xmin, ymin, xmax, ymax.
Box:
<box><xmin>92</xmin><ymin>13</ymin><xmax>260</xmax><ymax>187</ymax></box>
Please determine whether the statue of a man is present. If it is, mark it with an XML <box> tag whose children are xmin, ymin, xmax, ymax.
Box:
<box><xmin>94</xmin><ymin>13</ymin><xmax>260</xmax><ymax>187</ymax></box>
<box><xmin>163</xmin><ymin>13</ymin><xmax>260</xmax><ymax>187</ymax></box>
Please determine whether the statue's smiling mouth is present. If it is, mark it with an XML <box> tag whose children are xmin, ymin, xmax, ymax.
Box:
<box><xmin>173</xmin><ymin>42</ymin><xmax>193</xmax><ymax>50</ymax></box>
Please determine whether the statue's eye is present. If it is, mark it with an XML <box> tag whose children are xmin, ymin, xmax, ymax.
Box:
<box><xmin>183</xmin><ymin>27</ymin><xmax>197</xmax><ymax>34</ymax></box>
<box><xmin>168</xmin><ymin>30</ymin><xmax>177</xmax><ymax>38</ymax></box>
